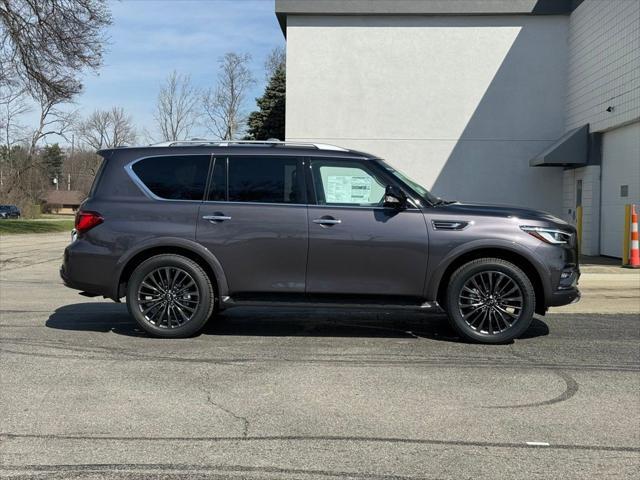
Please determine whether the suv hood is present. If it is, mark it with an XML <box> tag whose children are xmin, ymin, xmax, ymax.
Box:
<box><xmin>438</xmin><ymin>202</ymin><xmax>570</xmax><ymax>226</ymax></box>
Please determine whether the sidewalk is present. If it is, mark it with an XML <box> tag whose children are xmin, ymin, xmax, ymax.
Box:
<box><xmin>553</xmin><ymin>257</ymin><xmax>640</xmax><ymax>314</ymax></box>
<box><xmin>580</xmin><ymin>255</ymin><xmax>637</xmax><ymax>274</ymax></box>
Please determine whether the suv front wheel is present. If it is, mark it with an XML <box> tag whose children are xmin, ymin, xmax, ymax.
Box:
<box><xmin>445</xmin><ymin>258</ymin><xmax>535</xmax><ymax>343</ymax></box>
<box><xmin>126</xmin><ymin>254</ymin><xmax>215</xmax><ymax>338</ymax></box>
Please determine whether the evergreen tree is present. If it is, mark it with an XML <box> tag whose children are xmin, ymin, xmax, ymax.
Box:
<box><xmin>246</xmin><ymin>65</ymin><xmax>285</xmax><ymax>140</ymax></box>
<box><xmin>42</xmin><ymin>143</ymin><xmax>64</xmax><ymax>181</ymax></box>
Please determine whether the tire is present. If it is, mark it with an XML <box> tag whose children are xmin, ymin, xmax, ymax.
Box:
<box><xmin>126</xmin><ymin>254</ymin><xmax>215</xmax><ymax>338</ymax></box>
<box><xmin>445</xmin><ymin>258</ymin><xmax>535</xmax><ymax>344</ymax></box>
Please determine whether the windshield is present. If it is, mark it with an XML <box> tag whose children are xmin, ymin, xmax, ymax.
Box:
<box><xmin>377</xmin><ymin>160</ymin><xmax>440</xmax><ymax>205</ymax></box>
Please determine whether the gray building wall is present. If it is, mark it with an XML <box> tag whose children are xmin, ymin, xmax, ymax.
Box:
<box><xmin>565</xmin><ymin>0</ymin><xmax>640</xmax><ymax>132</ymax></box>
<box><xmin>285</xmin><ymin>15</ymin><xmax>569</xmax><ymax>215</ymax></box>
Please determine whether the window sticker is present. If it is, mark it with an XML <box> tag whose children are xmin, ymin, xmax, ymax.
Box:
<box><xmin>325</xmin><ymin>175</ymin><xmax>373</xmax><ymax>203</ymax></box>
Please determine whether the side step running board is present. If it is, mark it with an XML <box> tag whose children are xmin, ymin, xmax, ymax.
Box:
<box><xmin>220</xmin><ymin>296</ymin><xmax>441</xmax><ymax>312</ymax></box>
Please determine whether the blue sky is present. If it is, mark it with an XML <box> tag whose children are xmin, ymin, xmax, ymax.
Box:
<box><xmin>30</xmin><ymin>0</ymin><xmax>284</xmax><ymax>143</ymax></box>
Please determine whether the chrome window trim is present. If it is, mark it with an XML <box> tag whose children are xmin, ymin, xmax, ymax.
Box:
<box><xmin>309</xmin><ymin>204</ymin><xmax>421</xmax><ymax>212</ymax></box>
<box><xmin>124</xmin><ymin>154</ymin><xmax>212</xmax><ymax>203</ymax></box>
<box><xmin>124</xmin><ymin>153</ymin><xmax>418</xmax><ymax>210</ymax></box>
<box><xmin>202</xmin><ymin>200</ymin><xmax>308</xmax><ymax>208</ymax></box>
<box><xmin>201</xmin><ymin>200</ymin><xmax>419</xmax><ymax>211</ymax></box>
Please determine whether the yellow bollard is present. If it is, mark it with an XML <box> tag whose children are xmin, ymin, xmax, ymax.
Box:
<box><xmin>622</xmin><ymin>204</ymin><xmax>631</xmax><ymax>266</ymax></box>
<box><xmin>576</xmin><ymin>205</ymin><xmax>583</xmax><ymax>255</ymax></box>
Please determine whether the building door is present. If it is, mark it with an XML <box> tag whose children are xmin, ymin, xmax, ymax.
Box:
<box><xmin>600</xmin><ymin>122</ymin><xmax>640</xmax><ymax>257</ymax></box>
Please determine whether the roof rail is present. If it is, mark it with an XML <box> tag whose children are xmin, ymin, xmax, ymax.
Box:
<box><xmin>148</xmin><ymin>139</ymin><xmax>349</xmax><ymax>152</ymax></box>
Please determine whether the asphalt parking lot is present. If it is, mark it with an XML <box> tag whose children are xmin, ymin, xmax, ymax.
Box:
<box><xmin>1</xmin><ymin>232</ymin><xmax>639</xmax><ymax>479</ymax></box>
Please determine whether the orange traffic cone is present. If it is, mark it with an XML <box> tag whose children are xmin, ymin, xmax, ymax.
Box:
<box><xmin>628</xmin><ymin>205</ymin><xmax>640</xmax><ymax>269</ymax></box>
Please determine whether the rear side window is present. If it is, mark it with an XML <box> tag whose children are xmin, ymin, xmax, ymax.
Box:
<box><xmin>132</xmin><ymin>155</ymin><xmax>210</xmax><ymax>200</ymax></box>
<box><xmin>209</xmin><ymin>156</ymin><xmax>301</xmax><ymax>204</ymax></box>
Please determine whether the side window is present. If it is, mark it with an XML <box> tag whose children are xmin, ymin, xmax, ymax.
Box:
<box><xmin>207</xmin><ymin>157</ymin><xmax>227</xmax><ymax>201</ymax></box>
<box><xmin>312</xmin><ymin>160</ymin><xmax>386</xmax><ymax>206</ymax></box>
<box><xmin>226</xmin><ymin>156</ymin><xmax>301</xmax><ymax>204</ymax></box>
<box><xmin>132</xmin><ymin>155</ymin><xmax>210</xmax><ymax>200</ymax></box>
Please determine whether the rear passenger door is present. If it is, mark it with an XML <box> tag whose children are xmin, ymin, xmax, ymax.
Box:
<box><xmin>196</xmin><ymin>155</ymin><xmax>308</xmax><ymax>294</ymax></box>
<box><xmin>126</xmin><ymin>154</ymin><xmax>210</xmax><ymax>239</ymax></box>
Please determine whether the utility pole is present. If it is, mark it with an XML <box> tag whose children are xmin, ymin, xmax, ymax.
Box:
<box><xmin>69</xmin><ymin>134</ymin><xmax>75</xmax><ymax>191</ymax></box>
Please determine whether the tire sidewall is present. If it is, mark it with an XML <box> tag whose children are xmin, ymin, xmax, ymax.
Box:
<box><xmin>126</xmin><ymin>255</ymin><xmax>214</xmax><ymax>338</ymax></box>
<box><xmin>446</xmin><ymin>260</ymin><xmax>535</xmax><ymax>344</ymax></box>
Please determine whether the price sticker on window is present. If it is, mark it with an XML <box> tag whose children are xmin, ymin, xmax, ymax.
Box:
<box><xmin>326</xmin><ymin>175</ymin><xmax>373</xmax><ymax>203</ymax></box>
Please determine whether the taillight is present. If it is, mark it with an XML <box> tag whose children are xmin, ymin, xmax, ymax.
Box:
<box><xmin>75</xmin><ymin>210</ymin><xmax>104</xmax><ymax>234</ymax></box>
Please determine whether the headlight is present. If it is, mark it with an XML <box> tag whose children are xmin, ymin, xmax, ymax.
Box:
<box><xmin>520</xmin><ymin>226</ymin><xmax>572</xmax><ymax>244</ymax></box>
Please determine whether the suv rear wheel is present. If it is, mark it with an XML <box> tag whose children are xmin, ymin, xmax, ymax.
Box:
<box><xmin>445</xmin><ymin>258</ymin><xmax>535</xmax><ymax>343</ymax></box>
<box><xmin>126</xmin><ymin>254</ymin><xmax>215</xmax><ymax>338</ymax></box>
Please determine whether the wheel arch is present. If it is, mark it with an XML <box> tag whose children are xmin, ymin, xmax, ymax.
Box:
<box><xmin>429</xmin><ymin>244</ymin><xmax>550</xmax><ymax>315</ymax></box>
<box><xmin>113</xmin><ymin>238</ymin><xmax>229</xmax><ymax>302</ymax></box>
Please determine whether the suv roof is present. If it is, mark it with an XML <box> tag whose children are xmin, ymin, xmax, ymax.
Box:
<box><xmin>97</xmin><ymin>140</ymin><xmax>373</xmax><ymax>160</ymax></box>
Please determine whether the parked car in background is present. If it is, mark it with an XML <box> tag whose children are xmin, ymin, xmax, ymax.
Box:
<box><xmin>0</xmin><ymin>205</ymin><xmax>21</xmax><ymax>219</ymax></box>
<box><xmin>61</xmin><ymin>141</ymin><xmax>580</xmax><ymax>343</ymax></box>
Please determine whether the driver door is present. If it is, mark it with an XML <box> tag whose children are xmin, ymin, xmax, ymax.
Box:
<box><xmin>305</xmin><ymin>158</ymin><xmax>429</xmax><ymax>298</ymax></box>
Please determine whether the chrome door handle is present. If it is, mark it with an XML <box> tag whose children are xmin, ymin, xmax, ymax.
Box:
<box><xmin>313</xmin><ymin>218</ymin><xmax>342</xmax><ymax>225</ymax></box>
<box><xmin>203</xmin><ymin>215</ymin><xmax>232</xmax><ymax>222</ymax></box>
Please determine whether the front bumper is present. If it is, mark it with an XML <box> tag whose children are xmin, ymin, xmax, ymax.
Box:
<box><xmin>548</xmin><ymin>287</ymin><xmax>581</xmax><ymax>307</ymax></box>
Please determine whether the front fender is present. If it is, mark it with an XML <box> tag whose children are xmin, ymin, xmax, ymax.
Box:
<box><xmin>425</xmin><ymin>239</ymin><xmax>552</xmax><ymax>302</ymax></box>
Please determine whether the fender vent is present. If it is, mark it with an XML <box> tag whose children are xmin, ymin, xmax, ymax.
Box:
<box><xmin>432</xmin><ymin>220</ymin><xmax>469</xmax><ymax>231</ymax></box>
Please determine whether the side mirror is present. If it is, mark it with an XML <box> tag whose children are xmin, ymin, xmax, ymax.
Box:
<box><xmin>383</xmin><ymin>185</ymin><xmax>407</xmax><ymax>209</ymax></box>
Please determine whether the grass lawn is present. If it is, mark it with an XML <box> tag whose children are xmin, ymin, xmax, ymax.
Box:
<box><xmin>0</xmin><ymin>219</ymin><xmax>75</xmax><ymax>235</ymax></box>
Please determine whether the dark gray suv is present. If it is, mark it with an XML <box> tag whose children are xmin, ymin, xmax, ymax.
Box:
<box><xmin>61</xmin><ymin>141</ymin><xmax>580</xmax><ymax>343</ymax></box>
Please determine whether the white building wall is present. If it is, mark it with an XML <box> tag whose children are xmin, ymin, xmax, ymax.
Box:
<box><xmin>564</xmin><ymin>0</ymin><xmax>640</xmax><ymax>256</ymax></box>
<box><xmin>285</xmin><ymin>15</ymin><xmax>569</xmax><ymax>215</ymax></box>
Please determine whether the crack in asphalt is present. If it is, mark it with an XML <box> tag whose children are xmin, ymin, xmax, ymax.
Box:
<box><xmin>199</xmin><ymin>371</ymin><xmax>250</xmax><ymax>437</ymax></box>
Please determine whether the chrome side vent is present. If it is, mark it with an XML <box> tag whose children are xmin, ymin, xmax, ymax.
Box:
<box><xmin>432</xmin><ymin>220</ymin><xmax>469</xmax><ymax>231</ymax></box>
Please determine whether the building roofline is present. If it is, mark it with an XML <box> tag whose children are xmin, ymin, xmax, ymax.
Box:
<box><xmin>275</xmin><ymin>0</ymin><xmax>583</xmax><ymax>35</ymax></box>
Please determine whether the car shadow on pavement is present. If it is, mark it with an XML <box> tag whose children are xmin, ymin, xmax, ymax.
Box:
<box><xmin>45</xmin><ymin>302</ymin><xmax>550</xmax><ymax>343</ymax></box>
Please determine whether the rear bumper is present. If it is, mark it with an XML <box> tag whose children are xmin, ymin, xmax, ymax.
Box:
<box><xmin>61</xmin><ymin>239</ymin><xmax>117</xmax><ymax>298</ymax></box>
<box><xmin>60</xmin><ymin>264</ymin><xmax>110</xmax><ymax>297</ymax></box>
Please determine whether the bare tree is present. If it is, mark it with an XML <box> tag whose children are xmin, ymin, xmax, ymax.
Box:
<box><xmin>0</xmin><ymin>80</ymin><xmax>30</xmax><ymax>189</ymax></box>
<box><xmin>0</xmin><ymin>0</ymin><xmax>111</xmax><ymax>98</ymax></box>
<box><xmin>202</xmin><ymin>52</ymin><xmax>255</xmax><ymax>140</ymax></box>
<box><xmin>264</xmin><ymin>46</ymin><xmax>285</xmax><ymax>79</ymax></box>
<box><xmin>1</xmin><ymin>86</ymin><xmax>74</xmax><ymax>196</ymax></box>
<box><xmin>0</xmin><ymin>80</ymin><xmax>31</xmax><ymax>151</ymax></box>
<box><xmin>28</xmin><ymin>88</ymin><xmax>75</xmax><ymax>154</ymax></box>
<box><xmin>154</xmin><ymin>71</ymin><xmax>200</xmax><ymax>142</ymax></box>
<box><xmin>76</xmin><ymin>107</ymin><xmax>137</xmax><ymax>150</ymax></box>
